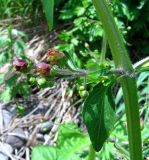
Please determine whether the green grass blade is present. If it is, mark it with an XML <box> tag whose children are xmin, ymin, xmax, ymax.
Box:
<box><xmin>41</xmin><ymin>0</ymin><xmax>54</xmax><ymax>30</ymax></box>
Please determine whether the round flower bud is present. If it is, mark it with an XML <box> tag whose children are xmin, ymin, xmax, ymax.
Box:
<box><xmin>37</xmin><ymin>62</ymin><xmax>51</xmax><ymax>76</ymax></box>
<box><xmin>79</xmin><ymin>85</ymin><xmax>86</xmax><ymax>91</ymax></box>
<box><xmin>47</xmin><ymin>49</ymin><xmax>64</xmax><ymax>65</ymax></box>
<box><xmin>29</xmin><ymin>77</ymin><xmax>36</xmax><ymax>85</ymax></box>
<box><xmin>79</xmin><ymin>90</ymin><xmax>89</xmax><ymax>98</ymax></box>
<box><xmin>37</xmin><ymin>77</ymin><xmax>47</xmax><ymax>86</ymax></box>
<box><xmin>13</xmin><ymin>58</ymin><xmax>28</xmax><ymax>72</ymax></box>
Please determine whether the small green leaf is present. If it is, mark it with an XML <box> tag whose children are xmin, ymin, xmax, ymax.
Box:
<box><xmin>41</xmin><ymin>0</ymin><xmax>54</xmax><ymax>30</ymax></box>
<box><xmin>0</xmin><ymin>52</ymin><xmax>9</xmax><ymax>66</ymax></box>
<box><xmin>0</xmin><ymin>86</ymin><xmax>12</xmax><ymax>101</ymax></box>
<box><xmin>0</xmin><ymin>35</ymin><xmax>11</xmax><ymax>48</ymax></box>
<box><xmin>59</xmin><ymin>9</ymin><xmax>74</xmax><ymax>20</ymax></box>
<box><xmin>83</xmin><ymin>82</ymin><xmax>116</xmax><ymax>151</ymax></box>
<box><xmin>13</xmin><ymin>39</ymin><xmax>26</xmax><ymax>56</ymax></box>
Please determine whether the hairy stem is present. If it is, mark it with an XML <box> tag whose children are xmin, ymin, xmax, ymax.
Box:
<box><xmin>100</xmin><ymin>32</ymin><xmax>107</xmax><ymax>65</ymax></box>
<box><xmin>88</xmin><ymin>144</ymin><xmax>96</xmax><ymax>160</ymax></box>
<box><xmin>92</xmin><ymin>0</ymin><xmax>142</xmax><ymax>159</ymax></box>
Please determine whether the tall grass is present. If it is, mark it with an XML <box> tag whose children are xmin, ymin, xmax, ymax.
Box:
<box><xmin>0</xmin><ymin>0</ymin><xmax>41</xmax><ymax>22</ymax></box>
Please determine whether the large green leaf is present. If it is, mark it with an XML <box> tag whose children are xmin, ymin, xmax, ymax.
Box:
<box><xmin>41</xmin><ymin>0</ymin><xmax>54</xmax><ymax>30</ymax></box>
<box><xmin>83</xmin><ymin>82</ymin><xmax>116</xmax><ymax>151</ymax></box>
<box><xmin>32</xmin><ymin>145</ymin><xmax>57</xmax><ymax>160</ymax></box>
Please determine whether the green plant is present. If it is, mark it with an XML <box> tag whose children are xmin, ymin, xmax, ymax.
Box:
<box><xmin>1</xmin><ymin>0</ymin><xmax>149</xmax><ymax>159</ymax></box>
<box><xmin>38</xmin><ymin>0</ymin><xmax>149</xmax><ymax>160</ymax></box>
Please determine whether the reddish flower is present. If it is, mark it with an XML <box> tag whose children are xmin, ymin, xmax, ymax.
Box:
<box><xmin>13</xmin><ymin>58</ymin><xmax>28</xmax><ymax>72</ymax></box>
<box><xmin>47</xmin><ymin>49</ymin><xmax>60</xmax><ymax>56</ymax></box>
<box><xmin>37</xmin><ymin>62</ymin><xmax>51</xmax><ymax>76</ymax></box>
<box><xmin>47</xmin><ymin>49</ymin><xmax>64</xmax><ymax>65</ymax></box>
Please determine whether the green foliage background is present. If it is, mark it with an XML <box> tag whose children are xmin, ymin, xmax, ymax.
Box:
<box><xmin>56</xmin><ymin>0</ymin><xmax>149</xmax><ymax>65</ymax></box>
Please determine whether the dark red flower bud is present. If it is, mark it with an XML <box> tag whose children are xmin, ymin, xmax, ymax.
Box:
<box><xmin>47</xmin><ymin>49</ymin><xmax>64</xmax><ymax>65</ymax></box>
<box><xmin>13</xmin><ymin>58</ymin><xmax>28</xmax><ymax>72</ymax></box>
<box><xmin>47</xmin><ymin>49</ymin><xmax>60</xmax><ymax>56</ymax></box>
<box><xmin>37</xmin><ymin>62</ymin><xmax>51</xmax><ymax>76</ymax></box>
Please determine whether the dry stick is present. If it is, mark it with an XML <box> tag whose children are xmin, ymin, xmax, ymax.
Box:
<box><xmin>17</xmin><ymin>147</ymin><xmax>26</xmax><ymax>159</ymax></box>
<box><xmin>44</xmin><ymin>99</ymin><xmax>58</xmax><ymax>119</ymax></box>
<box><xmin>0</xmin><ymin>17</ymin><xmax>22</xmax><ymax>26</ymax></box>
<box><xmin>52</xmin><ymin>81</ymin><xmax>71</xmax><ymax>142</ymax></box>
<box><xmin>44</xmin><ymin>80</ymin><xmax>72</xmax><ymax>144</ymax></box>
<box><xmin>13</xmin><ymin>155</ymin><xmax>25</xmax><ymax>160</ymax></box>
<box><xmin>37</xmin><ymin>87</ymin><xmax>51</xmax><ymax>97</ymax></box>
<box><xmin>62</xmin><ymin>99</ymin><xmax>82</xmax><ymax>123</ymax></box>
<box><xmin>50</xmin><ymin>93</ymin><xmax>63</xmax><ymax>121</ymax></box>
<box><xmin>0</xmin><ymin>106</ymin><xmax>3</xmax><ymax>135</ymax></box>
<box><xmin>46</xmin><ymin>87</ymin><xmax>61</xmax><ymax>101</ymax></box>
<box><xmin>44</xmin><ymin>94</ymin><xmax>62</xmax><ymax>145</ymax></box>
<box><xmin>26</xmin><ymin>124</ymin><xmax>41</xmax><ymax>147</ymax></box>
<box><xmin>51</xmin><ymin>81</ymin><xmax>67</xmax><ymax>132</ymax></box>
<box><xmin>71</xmin><ymin>105</ymin><xmax>82</xmax><ymax>122</ymax></box>
<box><xmin>37</xmin><ymin>85</ymin><xmax>60</xmax><ymax>99</ymax></box>
<box><xmin>22</xmin><ymin>105</ymin><xmax>41</xmax><ymax>120</ymax></box>
<box><xmin>2</xmin><ymin>114</ymin><xmax>41</xmax><ymax>137</ymax></box>
<box><xmin>26</xmin><ymin>147</ymin><xmax>30</xmax><ymax>160</ymax></box>
<box><xmin>133</xmin><ymin>56</ymin><xmax>149</xmax><ymax>69</ymax></box>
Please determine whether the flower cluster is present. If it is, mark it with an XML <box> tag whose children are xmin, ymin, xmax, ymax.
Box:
<box><xmin>13</xmin><ymin>49</ymin><xmax>64</xmax><ymax>76</ymax></box>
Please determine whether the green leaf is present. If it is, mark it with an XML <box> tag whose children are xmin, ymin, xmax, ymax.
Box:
<box><xmin>32</xmin><ymin>145</ymin><xmax>57</xmax><ymax>160</ymax></box>
<box><xmin>15</xmin><ymin>81</ymin><xmax>30</xmax><ymax>97</ymax></box>
<box><xmin>55</xmin><ymin>44</ymin><xmax>81</xmax><ymax>69</ymax></box>
<box><xmin>0</xmin><ymin>86</ymin><xmax>12</xmax><ymax>101</ymax></box>
<box><xmin>13</xmin><ymin>39</ymin><xmax>26</xmax><ymax>56</ymax></box>
<box><xmin>0</xmin><ymin>52</ymin><xmax>9</xmax><ymax>66</ymax></box>
<box><xmin>59</xmin><ymin>9</ymin><xmax>74</xmax><ymax>20</ymax></box>
<box><xmin>83</xmin><ymin>82</ymin><xmax>116</xmax><ymax>151</ymax></box>
<box><xmin>41</xmin><ymin>0</ymin><xmax>54</xmax><ymax>30</ymax></box>
<box><xmin>74</xmin><ymin>7</ymin><xmax>85</xmax><ymax>16</ymax></box>
<box><xmin>57</xmin><ymin>123</ymin><xmax>82</xmax><ymax>147</ymax></box>
<box><xmin>57</xmin><ymin>123</ymin><xmax>90</xmax><ymax>160</ymax></box>
<box><xmin>0</xmin><ymin>35</ymin><xmax>11</xmax><ymax>48</ymax></box>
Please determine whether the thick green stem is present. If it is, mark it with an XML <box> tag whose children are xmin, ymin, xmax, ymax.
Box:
<box><xmin>88</xmin><ymin>144</ymin><xmax>96</xmax><ymax>160</ymax></box>
<box><xmin>100</xmin><ymin>32</ymin><xmax>107</xmax><ymax>65</ymax></box>
<box><xmin>92</xmin><ymin>0</ymin><xmax>142</xmax><ymax>160</ymax></box>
